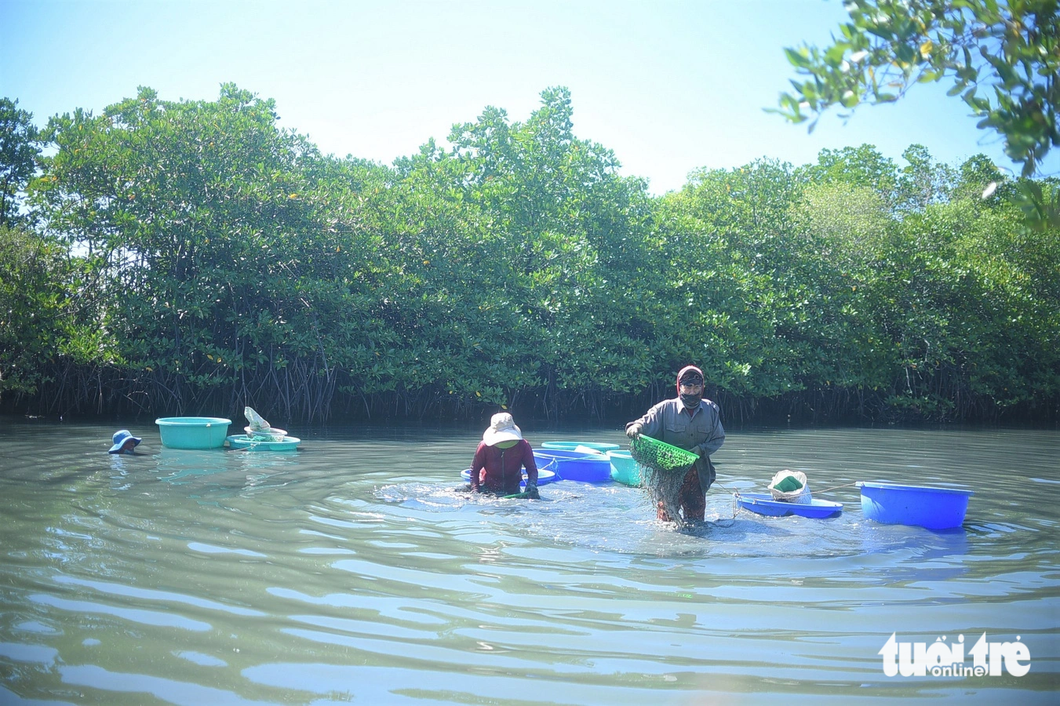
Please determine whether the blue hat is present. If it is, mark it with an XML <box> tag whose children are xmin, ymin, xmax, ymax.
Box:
<box><xmin>109</xmin><ymin>429</ymin><xmax>142</xmax><ymax>454</ymax></box>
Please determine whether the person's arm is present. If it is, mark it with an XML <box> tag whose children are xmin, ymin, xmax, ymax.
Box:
<box><xmin>519</xmin><ymin>441</ymin><xmax>541</xmax><ymax>498</ymax></box>
<box><xmin>470</xmin><ymin>442</ymin><xmax>488</xmax><ymax>491</ymax></box>
<box><xmin>693</xmin><ymin>405</ymin><xmax>725</xmax><ymax>457</ymax></box>
<box><xmin>521</xmin><ymin>441</ymin><xmax>538</xmax><ymax>486</ymax></box>
<box><xmin>626</xmin><ymin>402</ymin><xmax>666</xmax><ymax>439</ymax></box>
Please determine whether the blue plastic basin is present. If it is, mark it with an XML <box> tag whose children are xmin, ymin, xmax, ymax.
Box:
<box><xmin>540</xmin><ymin>441</ymin><xmax>620</xmax><ymax>453</ymax></box>
<box><xmin>461</xmin><ymin>468</ymin><xmax>556</xmax><ymax>486</ymax></box>
<box><xmin>155</xmin><ymin>417</ymin><xmax>231</xmax><ymax>450</ymax></box>
<box><xmin>533</xmin><ymin>449</ymin><xmax>589</xmax><ymax>468</ymax></box>
<box><xmin>607</xmin><ymin>450</ymin><xmax>641</xmax><ymax>486</ymax></box>
<box><xmin>738</xmin><ymin>493</ymin><xmax>843</xmax><ymax>519</ymax></box>
<box><xmin>860</xmin><ymin>482</ymin><xmax>972</xmax><ymax>530</ymax></box>
<box><xmin>534</xmin><ymin>449</ymin><xmax>611</xmax><ymax>483</ymax></box>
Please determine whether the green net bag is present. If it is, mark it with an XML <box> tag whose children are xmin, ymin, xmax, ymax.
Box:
<box><xmin>629</xmin><ymin>434</ymin><xmax>699</xmax><ymax>473</ymax></box>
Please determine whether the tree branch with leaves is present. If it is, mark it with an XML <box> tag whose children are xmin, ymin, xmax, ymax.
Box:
<box><xmin>774</xmin><ymin>0</ymin><xmax>1058</xmax><ymax>178</ymax></box>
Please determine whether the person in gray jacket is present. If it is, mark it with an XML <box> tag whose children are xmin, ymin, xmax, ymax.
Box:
<box><xmin>626</xmin><ymin>365</ymin><xmax>725</xmax><ymax>521</ymax></box>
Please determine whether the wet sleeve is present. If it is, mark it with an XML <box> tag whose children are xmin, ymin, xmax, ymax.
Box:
<box><xmin>470</xmin><ymin>442</ymin><xmax>487</xmax><ymax>489</ymax></box>
<box><xmin>628</xmin><ymin>401</ymin><xmax>666</xmax><ymax>439</ymax></box>
<box><xmin>522</xmin><ymin>442</ymin><xmax>538</xmax><ymax>485</ymax></box>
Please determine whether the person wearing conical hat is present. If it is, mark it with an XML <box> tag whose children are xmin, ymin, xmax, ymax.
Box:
<box><xmin>625</xmin><ymin>365</ymin><xmax>725</xmax><ymax>522</ymax></box>
<box><xmin>469</xmin><ymin>412</ymin><xmax>540</xmax><ymax>498</ymax></box>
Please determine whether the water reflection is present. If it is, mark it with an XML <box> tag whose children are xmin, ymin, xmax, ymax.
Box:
<box><xmin>151</xmin><ymin>447</ymin><xmax>305</xmax><ymax>500</ymax></box>
<box><xmin>155</xmin><ymin>447</ymin><xmax>229</xmax><ymax>483</ymax></box>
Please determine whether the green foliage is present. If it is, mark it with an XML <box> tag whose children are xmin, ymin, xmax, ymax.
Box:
<box><xmin>4</xmin><ymin>84</ymin><xmax>1057</xmax><ymax>423</ymax></box>
<box><xmin>29</xmin><ymin>85</ymin><xmax>393</xmax><ymax>419</ymax></box>
<box><xmin>657</xmin><ymin>143</ymin><xmax>1057</xmax><ymax>422</ymax></box>
<box><xmin>659</xmin><ymin>159</ymin><xmax>812</xmax><ymax>403</ymax></box>
<box><xmin>393</xmin><ymin>86</ymin><xmax>660</xmax><ymax>417</ymax></box>
<box><xmin>0</xmin><ymin>98</ymin><xmax>41</xmax><ymax>228</ymax></box>
<box><xmin>774</xmin><ymin>0</ymin><xmax>1059</xmax><ymax>177</ymax></box>
<box><xmin>0</xmin><ymin>225</ymin><xmax>115</xmax><ymax>398</ymax></box>
<box><xmin>0</xmin><ymin>226</ymin><xmax>59</xmax><ymax>395</ymax></box>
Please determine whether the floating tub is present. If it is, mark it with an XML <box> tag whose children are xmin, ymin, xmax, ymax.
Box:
<box><xmin>533</xmin><ymin>449</ymin><xmax>589</xmax><ymax>469</ymax></box>
<box><xmin>607</xmin><ymin>450</ymin><xmax>642</xmax><ymax>486</ymax></box>
<box><xmin>534</xmin><ymin>449</ymin><xmax>612</xmax><ymax>483</ymax></box>
<box><xmin>738</xmin><ymin>493</ymin><xmax>843</xmax><ymax>519</ymax></box>
<box><xmin>244</xmin><ymin>426</ymin><xmax>287</xmax><ymax>442</ymax></box>
<box><xmin>859</xmin><ymin>482</ymin><xmax>972</xmax><ymax>530</ymax></box>
<box><xmin>155</xmin><ymin>417</ymin><xmax>231</xmax><ymax>450</ymax></box>
<box><xmin>540</xmin><ymin>441</ymin><xmax>619</xmax><ymax>453</ymax></box>
<box><xmin>461</xmin><ymin>468</ymin><xmax>557</xmax><ymax>487</ymax></box>
<box><xmin>226</xmin><ymin>434</ymin><xmax>301</xmax><ymax>451</ymax></box>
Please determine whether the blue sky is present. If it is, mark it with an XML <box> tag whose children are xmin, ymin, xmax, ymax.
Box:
<box><xmin>2</xmin><ymin>0</ymin><xmax>1050</xmax><ymax>194</ymax></box>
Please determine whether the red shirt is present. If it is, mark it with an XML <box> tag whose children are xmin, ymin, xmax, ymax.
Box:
<box><xmin>470</xmin><ymin>439</ymin><xmax>539</xmax><ymax>494</ymax></box>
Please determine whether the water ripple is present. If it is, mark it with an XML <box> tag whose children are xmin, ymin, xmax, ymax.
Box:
<box><xmin>1</xmin><ymin>422</ymin><xmax>1057</xmax><ymax>703</ymax></box>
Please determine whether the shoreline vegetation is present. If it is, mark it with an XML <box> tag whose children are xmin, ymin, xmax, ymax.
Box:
<box><xmin>1</xmin><ymin>86</ymin><xmax>1058</xmax><ymax>425</ymax></box>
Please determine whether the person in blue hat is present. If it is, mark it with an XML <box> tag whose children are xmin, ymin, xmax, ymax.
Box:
<box><xmin>108</xmin><ymin>430</ymin><xmax>142</xmax><ymax>454</ymax></box>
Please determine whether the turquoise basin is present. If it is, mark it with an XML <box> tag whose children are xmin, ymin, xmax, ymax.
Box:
<box><xmin>607</xmin><ymin>450</ymin><xmax>642</xmax><ymax>486</ymax></box>
<box><xmin>155</xmin><ymin>417</ymin><xmax>231</xmax><ymax>449</ymax></box>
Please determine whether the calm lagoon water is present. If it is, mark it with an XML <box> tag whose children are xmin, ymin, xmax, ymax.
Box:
<box><xmin>0</xmin><ymin>419</ymin><xmax>1057</xmax><ymax>704</ymax></box>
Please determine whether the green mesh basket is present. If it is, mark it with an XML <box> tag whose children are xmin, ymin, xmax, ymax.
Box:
<box><xmin>629</xmin><ymin>434</ymin><xmax>699</xmax><ymax>473</ymax></box>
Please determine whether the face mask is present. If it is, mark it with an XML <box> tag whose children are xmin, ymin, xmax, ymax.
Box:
<box><xmin>680</xmin><ymin>392</ymin><xmax>702</xmax><ymax>408</ymax></box>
